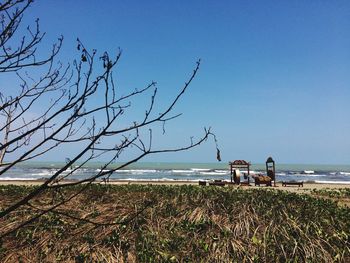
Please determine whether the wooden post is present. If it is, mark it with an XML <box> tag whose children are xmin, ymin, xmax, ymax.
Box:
<box><xmin>247</xmin><ymin>164</ymin><xmax>250</xmax><ymax>184</ymax></box>
<box><xmin>266</xmin><ymin>157</ymin><xmax>276</xmax><ymax>187</ymax></box>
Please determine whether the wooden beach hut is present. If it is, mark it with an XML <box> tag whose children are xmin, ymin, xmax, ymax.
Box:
<box><xmin>229</xmin><ymin>160</ymin><xmax>251</xmax><ymax>185</ymax></box>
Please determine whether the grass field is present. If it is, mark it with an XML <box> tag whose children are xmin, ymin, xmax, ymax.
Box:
<box><xmin>0</xmin><ymin>184</ymin><xmax>349</xmax><ymax>262</ymax></box>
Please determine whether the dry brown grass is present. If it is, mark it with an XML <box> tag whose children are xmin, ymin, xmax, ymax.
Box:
<box><xmin>0</xmin><ymin>184</ymin><xmax>349</xmax><ymax>262</ymax></box>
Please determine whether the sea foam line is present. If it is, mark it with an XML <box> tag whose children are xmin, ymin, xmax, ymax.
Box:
<box><xmin>0</xmin><ymin>177</ymin><xmax>38</xmax><ymax>181</ymax></box>
<box><xmin>314</xmin><ymin>180</ymin><xmax>350</xmax><ymax>185</ymax></box>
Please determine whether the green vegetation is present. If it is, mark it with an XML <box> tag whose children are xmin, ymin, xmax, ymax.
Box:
<box><xmin>310</xmin><ymin>188</ymin><xmax>350</xmax><ymax>207</ymax></box>
<box><xmin>311</xmin><ymin>188</ymin><xmax>350</xmax><ymax>199</ymax></box>
<box><xmin>0</xmin><ymin>184</ymin><xmax>349</xmax><ymax>262</ymax></box>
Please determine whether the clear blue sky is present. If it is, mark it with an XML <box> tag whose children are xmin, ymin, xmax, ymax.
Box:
<box><xmin>21</xmin><ymin>1</ymin><xmax>350</xmax><ymax>164</ymax></box>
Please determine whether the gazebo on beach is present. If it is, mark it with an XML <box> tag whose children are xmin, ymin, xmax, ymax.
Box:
<box><xmin>229</xmin><ymin>160</ymin><xmax>251</xmax><ymax>185</ymax></box>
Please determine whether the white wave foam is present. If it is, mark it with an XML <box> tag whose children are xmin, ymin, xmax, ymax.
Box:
<box><xmin>306</xmin><ymin>174</ymin><xmax>327</xmax><ymax>177</ymax></box>
<box><xmin>303</xmin><ymin>170</ymin><xmax>315</xmax><ymax>174</ymax></box>
<box><xmin>200</xmin><ymin>171</ymin><xmax>229</xmax><ymax>176</ymax></box>
<box><xmin>29</xmin><ymin>171</ymin><xmax>53</xmax><ymax>177</ymax></box>
<box><xmin>214</xmin><ymin>170</ymin><xmax>229</xmax><ymax>174</ymax></box>
<box><xmin>131</xmin><ymin>169</ymin><xmax>156</xmax><ymax>173</ymax></box>
<box><xmin>339</xmin><ymin>172</ymin><xmax>350</xmax><ymax>176</ymax></box>
<box><xmin>172</xmin><ymin>170</ymin><xmax>194</xmax><ymax>173</ymax></box>
<box><xmin>113</xmin><ymin>169</ymin><xmax>157</xmax><ymax>175</ymax></box>
<box><xmin>114</xmin><ymin>178</ymin><xmax>174</xmax><ymax>181</ymax></box>
<box><xmin>0</xmin><ymin>177</ymin><xmax>38</xmax><ymax>180</ymax></box>
<box><xmin>108</xmin><ymin>178</ymin><xmax>197</xmax><ymax>182</ymax></box>
<box><xmin>96</xmin><ymin>169</ymin><xmax>157</xmax><ymax>174</ymax></box>
<box><xmin>290</xmin><ymin>173</ymin><xmax>327</xmax><ymax>177</ymax></box>
<box><xmin>95</xmin><ymin>169</ymin><xmax>112</xmax><ymax>173</ymax></box>
<box><xmin>191</xmin><ymin>168</ymin><xmax>211</xmax><ymax>172</ymax></box>
<box><xmin>314</xmin><ymin>180</ymin><xmax>350</xmax><ymax>185</ymax></box>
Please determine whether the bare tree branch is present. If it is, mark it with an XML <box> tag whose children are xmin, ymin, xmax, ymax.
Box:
<box><xmin>0</xmin><ymin>1</ymin><xmax>220</xmax><ymax>238</ymax></box>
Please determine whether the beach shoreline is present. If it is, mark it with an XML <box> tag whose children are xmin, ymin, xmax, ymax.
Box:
<box><xmin>1</xmin><ymin>179</ymin><xmax>350</xmax><ymax>191</ymax></box>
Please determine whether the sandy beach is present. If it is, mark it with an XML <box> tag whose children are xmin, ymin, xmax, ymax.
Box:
<box><xmin>1</xmin><ymin>179</ymin><xmax>350</xmax><ymax>192</ymax></box>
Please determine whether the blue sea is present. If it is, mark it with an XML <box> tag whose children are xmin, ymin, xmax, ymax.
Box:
<box><xmin>1</xmin><ymin>162</ymin><xmax>350</xmax><ymax>184</ymax></box>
